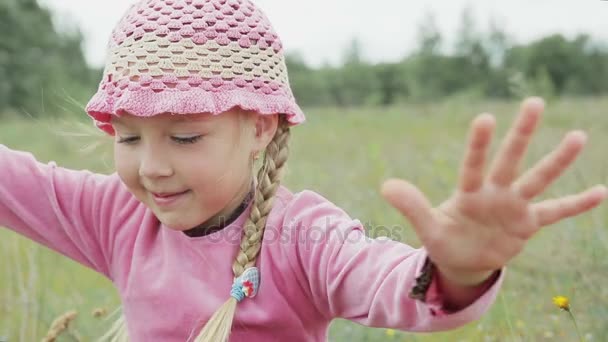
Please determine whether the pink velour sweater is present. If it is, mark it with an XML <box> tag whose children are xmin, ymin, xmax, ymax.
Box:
<box><xmin>0</xmin><ymin>144</ymin><xmax>504</xmax><ymax>341</ymax></box>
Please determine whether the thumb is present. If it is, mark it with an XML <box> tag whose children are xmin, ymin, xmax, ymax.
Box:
<box><xmin>381</xmin><ymin>178</ymin><xmax>435</xmax><ymax>236</ymax></box>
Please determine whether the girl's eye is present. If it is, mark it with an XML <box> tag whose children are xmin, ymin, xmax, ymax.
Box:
<box><xmin>116</xmin><ymin>136</ymin><xmax>203</xmax><ymax>145</ymax></box>
<box><xmin>117</xmin><ymin>136</ymin><xmax>139</xmax><ymax>144</ymax></box>
<box><xmin>172</xmin><ymin>135</ymin><xmax>203</xmax><ymax>144</ymax></box>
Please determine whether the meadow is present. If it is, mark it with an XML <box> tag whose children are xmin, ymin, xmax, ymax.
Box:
<box><xmin>1</xmin><ymin>96</ymin><xmax>606</xmax><ymax>341</ymax></box>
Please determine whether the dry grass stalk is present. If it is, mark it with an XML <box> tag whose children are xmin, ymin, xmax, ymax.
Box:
<box><xmin>42</xmin><ymin>310</ymin><xmax>78</xmax><ymax>342</ymax></box>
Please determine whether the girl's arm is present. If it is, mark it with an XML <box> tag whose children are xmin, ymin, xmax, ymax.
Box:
<box><xmin>282</xmin><ymin>190</ymin><xmax>504</xmax><ymax>332</ymax></box>
<box><xmin>0</xmin><ymin>144</ymin><xmax>129</xmax><ymax>279</ymax></box>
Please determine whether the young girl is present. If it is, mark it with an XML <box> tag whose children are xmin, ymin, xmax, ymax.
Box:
<box><xmin>1</xmin><ymin>0</ymin><xmax>606</xmax><ymax>341</ymax></box>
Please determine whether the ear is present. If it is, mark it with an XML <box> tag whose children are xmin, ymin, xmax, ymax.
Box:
<box><xmin>252</xmin><ymin>113</ymin><xmax>279</xmax><ymax>153</ymax></box>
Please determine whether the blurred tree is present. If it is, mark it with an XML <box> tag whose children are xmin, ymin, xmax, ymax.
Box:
<box><xmin>285</xmin><ymin>53</ymin><xmax>332</xmax><ymax>107</ymax></box>
<box><xmin>504</xmin><ymin>33</ymin><xmax>608</xmax><ymax>97</ymax></box>
<box><xmin>0</xmin><ymin>0</ymin><xmax>96</xmax><ymax>117</ymax></box>
<box><xmin>482</xmin><ymin>18</ymin><xmax>513</xmax><ymax>98</ymax></box>
<box><xmin>416</xmin><ymin>10</ymin><xmax>442</xmax><ymax>57</ymax></box>
<box><xmin>340</xmin><ymin>39</ymin><xmax>382</xmax><ymax>106</ymax></box>
<box><xmin>375</xmin><ymin>62</ymin><xmax>406</xmax><ymax>105</ymax></box>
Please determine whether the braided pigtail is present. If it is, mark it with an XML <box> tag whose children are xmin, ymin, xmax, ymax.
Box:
<box><xmin>194</xmin><ymin>115</ymin><xmax>291</xmax><ymax>342</ymax></box>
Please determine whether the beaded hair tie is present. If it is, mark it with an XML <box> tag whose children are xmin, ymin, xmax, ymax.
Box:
<box><xmin>230</xmin><ymin>267</ymin><xmax>260</xmax><ymax>302</ymax></box>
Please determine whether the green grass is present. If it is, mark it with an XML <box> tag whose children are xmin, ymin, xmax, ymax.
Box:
<box><xmin>1</xmin><ymin>96</ymin><xmax>606</xmax><ymax>341</ymax></box>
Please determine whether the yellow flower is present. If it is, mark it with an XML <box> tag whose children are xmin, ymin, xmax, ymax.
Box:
<box><xmin>385</xmin><ymin>329</ymin><xmax>396</xmax><ymax>338</ymax></box>
<box><xmin>552</xmin><ymin>295</ymin><xmax>570</xmax><ymax>311</ymax></box>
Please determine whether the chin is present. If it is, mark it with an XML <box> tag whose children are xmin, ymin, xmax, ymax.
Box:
<box><xmin>155</xmin><ymin>214</ymin><xmax>193</xmax><ymax>231</ymax></box>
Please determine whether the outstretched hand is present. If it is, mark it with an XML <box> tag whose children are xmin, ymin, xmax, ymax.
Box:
<box><xmin>381</xmin><ymin>97</ymin><xmax>607</xmax><ymax>286</ymax></box>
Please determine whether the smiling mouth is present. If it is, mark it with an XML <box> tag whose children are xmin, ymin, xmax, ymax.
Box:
<box><xmin>152</xmin><ymin>190</ymin><xmax>189</xmax><ymax>197</ymax></box>
<box><xmin>151</xmin><ymin>190</ymin><xmax>191</xmax><ymax>207</ymax></box>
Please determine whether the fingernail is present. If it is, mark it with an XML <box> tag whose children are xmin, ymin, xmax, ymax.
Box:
<box><xmin>568</xmin><ymin>130</ymin><xmax>587</xmax><ymax>144</ymax></box>
<box><xmin>524</xmin><ymin>97</ymin><xmax>545</xmax><ymax>110</ymax></box>
<box><xmin>595</xmin><ymin>185</ymin><xmax>608</xmax><ymax>199</ymax></box>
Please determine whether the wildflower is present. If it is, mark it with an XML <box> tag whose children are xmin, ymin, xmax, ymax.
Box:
<box><xmin>552</xmin><ymin>296</ymin><xmax>570</xmax><ymax>311</ymax></box>
<box><xmin>552</xmin><ymin>295</ymin><xmax>583</xmax><ymax>342</ymax></box>
<box><xmin>385</xmin><ymin>329</ymin><xmax>396</xmax><ymax>338</ymax></box>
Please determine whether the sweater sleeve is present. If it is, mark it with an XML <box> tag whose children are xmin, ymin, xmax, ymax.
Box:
<box><xmin>0</xmin><ymin>144</ymin><xmax>126</xmax><ymax>279</ymax></box>
<box><xmin>282</xmin><ymin>190</ymin><xmax>505</xmax><ymax>332</ymax></box>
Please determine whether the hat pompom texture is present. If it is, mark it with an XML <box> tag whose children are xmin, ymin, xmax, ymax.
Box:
<box><xmin>85</xmin><ymin>0</ymin><xmax>305</xmax><ymax>135</ymax></box>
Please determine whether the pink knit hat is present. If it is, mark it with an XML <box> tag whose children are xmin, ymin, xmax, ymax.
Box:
<box><xmin>85</xmin><ymin>0</ymin><xmax>305</xmax><ymax>135</ymax></box>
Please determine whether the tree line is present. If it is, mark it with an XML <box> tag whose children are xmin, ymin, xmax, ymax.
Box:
<box><xmin>286</xmin><ymin>10</ymin><xmax>608</xmax><ymax>107</ymax></box>
<box><xmin>1</xmin><ymin>2</ymin><xmax>607</xmax><ymax>118</ymax></box>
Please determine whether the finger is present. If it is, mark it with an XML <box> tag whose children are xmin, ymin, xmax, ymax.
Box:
<box><xmin>459</xmin><ymin>113</ymin><xmax>496</xmax><ymax>193</ymax></box>
<box><xmin>514</xmin><ymin>131</ymin><xmax>587</xmax><ymax>200</ymax></box>
<box><xmin>381</xmin><ymin>179</ymin><xmax>435</xmax><ymax>238</ymax></box>
<box><xmin>532</xmin><ymin>185</ymin><xmax>607</xmax><ymax>227</ymax></box>
<box><xmin>488</xmin><ymin>97</ymin><xmax>544</xmax><ymax>187</ymax></box>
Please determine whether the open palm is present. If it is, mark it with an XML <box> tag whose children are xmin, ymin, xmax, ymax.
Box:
<box><xmin>382</xmin><ymin>97</ymin><xmax>607</xmax><ymax>282</ymax></box>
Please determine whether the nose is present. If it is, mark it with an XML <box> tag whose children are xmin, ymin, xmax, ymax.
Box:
<box><xmin>138</xmin><ymin>145</ymin><xmax>173</xmax><ymax>178</ymax></box>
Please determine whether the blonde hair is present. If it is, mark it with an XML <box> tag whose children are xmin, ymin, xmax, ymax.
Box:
<box><xmin>100</xmin><ymin>114</ymin><xmax>292</xmax><ymax>341</ymax></box>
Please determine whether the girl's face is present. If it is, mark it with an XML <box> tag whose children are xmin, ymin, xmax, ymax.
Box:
<box><xmin>111</xmin><ymin>110</ymin><xmax>277</xmax><ymax>231</ymax></box>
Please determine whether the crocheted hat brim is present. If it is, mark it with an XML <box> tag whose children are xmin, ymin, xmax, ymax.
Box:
<box><xmin>86</xmin><ymin>87</ymin><xmax>306</xmax><ymax>135</ymax></box>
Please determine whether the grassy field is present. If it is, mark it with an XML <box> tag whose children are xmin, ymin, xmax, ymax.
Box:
<box><xmin>1</xmin><ymin>97</ymin><xmax>606</xmax><ymax>341</ymax></box>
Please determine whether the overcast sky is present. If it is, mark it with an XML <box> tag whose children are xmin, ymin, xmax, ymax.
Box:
<box><xmin>41</xmin><ymin>0</ymin><xmax>608</xmax><ymax>68</ymax></box>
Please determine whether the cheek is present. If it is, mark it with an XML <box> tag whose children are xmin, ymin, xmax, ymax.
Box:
<box><xmin>113</xmin><ymin>148</ymin><xmax>140</xmax><ymax>190</ymax></box>
<box><xmin>181</xmin><ymin>153</ymin><xmax>227</xmax><ymax>188</ymax></box>
<box><xmin>186</xmin><ymin>148</ymin><xmax>250</xmax><ymax>191</ymax></box>
<box><xmin>189</xmin><ymin>141</ymin><xmax>238</xmax><ymax>173</ymax></box>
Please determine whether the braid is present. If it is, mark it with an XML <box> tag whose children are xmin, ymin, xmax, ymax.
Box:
<box><xmin>232</xmin><ymin>116</ymin><xmax>291</xmax><ymax>276</ymax></box>
<box><xmin>195</xmin><ymin>115</ymin><xmax>291</xmax><ymax>341</ymax></box>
